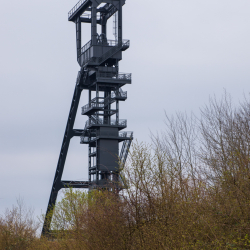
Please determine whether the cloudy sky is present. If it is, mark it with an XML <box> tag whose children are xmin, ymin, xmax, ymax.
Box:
<box><xmin>1</xmin><ymin>0</ymin><xmax>250</xmax><ymax>218</ymax></box>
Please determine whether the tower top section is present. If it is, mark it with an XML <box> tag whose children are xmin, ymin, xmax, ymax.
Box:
<box><xmin>68</xmin><ymin>0</ymin><xmax>125</xmax><ymax>22</ymax></box>
<box><xmin>69</xmin><ymin>0</ymin><xmax>128</xmax><ymax>68</ymax></box>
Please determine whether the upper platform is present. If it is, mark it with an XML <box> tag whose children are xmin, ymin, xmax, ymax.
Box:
<box><xmin>78</xmin><ymin>39</ymin><xmax>130</xmax><ymax>67</ymax></box>
<box><xmin>80</xmin><ymin>131</ymin><xmax>133</xmax><ymax>144</ymax></box>
<box><xmin>68</xmin><ymin>0</ymin><xmax>125</xmax><ymax>22</ymax></box>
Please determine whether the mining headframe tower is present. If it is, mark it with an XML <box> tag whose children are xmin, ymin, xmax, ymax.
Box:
<box><xmin>42</xmin><ymin>0</ymin><xmax>133</xmax><ymax>235</ymax></box>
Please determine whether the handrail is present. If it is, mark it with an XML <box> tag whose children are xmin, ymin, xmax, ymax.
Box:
<box><xmin>119</xmin><ymin>131</ymin><xmax>133</xmax><ymax>138</ymax></box>
<box><xmin>111</xmin><ymin>89</ymin><xmax>127</xmax><ymax>98</ymax></box>
<box><xmin>85</xmin><ymin>118</ymin><xmax>127</xmax><ymax>128</ymax></box>
<box><xmin>79</xmin><ymin>39</ymin><xmax>130</xmax><ymax>66</ymax></box>
<box><xmin>97</xmin><ymin>72</ymin><xmax>132</xmax><ymax>80</ymax></box>
<box><xmin>118</xmin><ymin>73</ymin><xmax>132</xmax><ymax>80</ymax></box>
<box><xmin>81</xmin><ymin>97</ymin><xmax>105</xmax><ymax>114</ymax></box>
<box><xmin>97</xmin><ymin>40</ymin><xmax>130</xmax><ymax>64</ymax></box>
<box><xmin>81</xmin><ymin>131</ymin><xmax>132</xmax><ymax>143</ymax></box>
<box><xmin>102</xmin><ymin>89</ymin><xmax>127</xmax><ymax>106</ymax></box>
<box><xmin>81</xmin><ymin>89</ymin><xmax>127</xmax><ymax>114</ymax></box>
<box><xmin>80</xmin><ymin>136</ymin><xmax>96</xmax><ymax>143</ymax></box>
<box><xmin>81</xmin><ymin>13</ymin><xmax>101</xmax><ymax>20</ymax></box>
<box><xmin>80</xmin><ymin>39</ymin><xmax>129</xmax><ymax>57</ymax></box>
<box><xmin>68</xmin><ymin>0</ymin><xmax>88</xmax><ymax>18</ymax></box>
<box><xmin>81</xmin><ymin>40</ymin><xmax>92</xmax><ymax>54</ymax></box>
<box><xmin>106</xmin><ymin>40</ymin><xmax>119</xmax><ymax>46</ymax></box>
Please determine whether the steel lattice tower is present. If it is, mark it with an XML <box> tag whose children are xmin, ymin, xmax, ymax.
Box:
<box><xmin>42</xmin><ymin>0</ymin><xmax>133</xmax><ymax>235</ymax></box>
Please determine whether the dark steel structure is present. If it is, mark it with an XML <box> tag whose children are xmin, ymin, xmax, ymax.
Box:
<box><xmin>42</xmin><ymin>0</ymin><xmax>132</xmax><ymax>235</ymax></box>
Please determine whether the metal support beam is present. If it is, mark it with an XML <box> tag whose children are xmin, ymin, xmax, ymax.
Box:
<box><xmin>76</xmin><ymin>17</ymin><xmax>81</xmax><ymax>58</ymax></box>
<box><xmin>80</xmin><ymin>17</ymin><xmax>101</xmax><ymax>24</ymax></box>
<box><xmin>61</xmin><ymin>181</ymin><xmax>89</xmax><ymax>189</ymax></box>
<box><xmin>118</xmin><ymin>1</ymin><xmax>122</xmax><ymax>42</ymax></box>
<box><xmin>42</xmin><ymin>71</ymin><xmax>86</xmax><ymax>235</ymax></box>
<box><xmin>72</xmin><ymin>129</ymin><xmax>84</xmax><ymax>137</ymax></box>
<box><xmin>91</xmin><ymin>3</ymin><xmax>97</xmax><ymax>45</ymax></box>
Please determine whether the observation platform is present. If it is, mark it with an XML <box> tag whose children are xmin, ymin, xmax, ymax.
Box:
<box><xmin>85</xmin><ymin>72</ymin><xmax>131</xmax><ymax>91</ymax></box>
<box><xmin>68</xmin><ymin>0</ymin><xmax>92</xmax><ymax>22</ymax></box>
<box><xmin>84</xmin><ymin>118</ymin><xmax>127</xmax><ymax>130</ymax></box>
<box><xmin>81</xmin><ymin>90</ymin><xmax>127</xmax><ymax>115</ymax></box>
<box><xmin>96</xmin><ymin>72</ymin><xmax>131</xmax><ymax>85</ymax></box>
<box><xmin>78</xmin><ymin>39</ymin><xmax>130</xmax><ymax>67</ymax></box>
<box><xmin>80</xmin><ymin>131</ymin><xmax>133</xmax><ymax>144</ymax></box>
<box><xmin>68</xmin><ymin>0</ymin><xmax>126</xmax><ymax>22</ymax></box>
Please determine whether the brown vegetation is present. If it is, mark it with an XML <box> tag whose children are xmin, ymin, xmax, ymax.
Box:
<box><xmin>1</xmin><ymin>94</ymin><xmax>250</xmax><ymax>249</ymax></box>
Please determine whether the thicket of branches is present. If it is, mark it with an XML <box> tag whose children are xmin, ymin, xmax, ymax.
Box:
<box><xmin>1</xmin><ymin>94</ymin><xmax>250</xmax><ymax>249</ymax></box>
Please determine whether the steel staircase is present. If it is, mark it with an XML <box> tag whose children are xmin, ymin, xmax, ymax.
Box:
<box><xmin>119</xmin><ymin>132</ymin><xmax>133</xmax><ymax>167</ymax></box>
<box><xmin>82</xmin><ymin>88</ymin><xmax>127</xmax><ymax>114</ymax></box>
<box><xmin>119</xmin><ymin>132</ymin><xmax>133</xmax><ymax>189</ymax></box>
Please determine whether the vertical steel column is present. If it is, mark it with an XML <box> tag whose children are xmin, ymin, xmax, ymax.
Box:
<box><xmin>118</xmin><ymin>1</ymin><xmax>123</xmax><ymax>42</ymax></box>
<box><xmin>88</xmin><ymin>145</ymin><xmax>91</xmax><ymax>182</ymax></box>
<box><xmin>91</xmin><ymin>3</ymin><xmax>97</xmax><ymax>45</ymax></box>
<box><xmin>101</xmin><ymin>15</ymin><xmax>107</xmax><ymax>38</ymax></box>
<box><xmin>108</xmin><ymin>89</ymin><xmax>111</xmax><ymax>125</ymax></box>
<box><xmin>88</xmin><ymin>88</ymin><xmax>92</xmax><ymax>183</ymax></box>
<box><xmin>96</xmin><ymin>139</ymin><xmax>98</xmax><ymax>183</ymax></box>
<box><xmin>116</xmin><ymin>97</ymin><xmax>119</xmax><ymax>123</ymax></box>
<box><xmin>104</xmin><ymin>90</ymin><xmax>108</xmax><ymax>124</ymax></box>
<box><xmin>96</xmin><ymin>84</ymin><xmax>99</xmax><ymax>120</ymax></box>
<box><xmin>88</xmin><ymin>89</ymin><xmax>91</xmax><ymax>107</ymax></box>
<box><xmin>76</xmin><ymin>17</ymin><xmax>81</xmax><ymax>58</ymax></box>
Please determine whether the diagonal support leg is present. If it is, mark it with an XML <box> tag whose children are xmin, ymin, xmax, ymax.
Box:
<box><xmin>42</xmin><ymin>76</ymin><xmax>85</xmax><ymax>236</ymax></box>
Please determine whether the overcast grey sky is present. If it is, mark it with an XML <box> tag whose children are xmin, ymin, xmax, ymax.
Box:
<box><xmin>0</xmin><ymin>0</ymin><xmax>250</xmax><ymax>217</ymax></box>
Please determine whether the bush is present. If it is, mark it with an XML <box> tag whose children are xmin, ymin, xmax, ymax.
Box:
<box><xmin>0</xmin><ymin>199</ymin><xmax>39</xmax><ymax>250</ymax></box>
<box><xmin>2</xmin><ymin>93</ymin><xmax>250</xmax><ymax>249</ymax></box>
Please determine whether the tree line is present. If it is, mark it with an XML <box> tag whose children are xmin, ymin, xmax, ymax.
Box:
<box><xmin>1</xmin><ymin>93</ymin><xmax>250</xmax><ymax>249</ymax></box>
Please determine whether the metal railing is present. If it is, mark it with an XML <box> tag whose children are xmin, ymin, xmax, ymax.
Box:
<box><xmin>81</xmin><ymin>13</ymin><xmax>101</xmax><ymax>19</ymax></box>
<box><xmin>81</xmin><ymin>97</ymin><xmax>104</xmax><ymax>114</ymax></box>
<box><xmin>111</xmin><ymin>88</ymin><xmax>127</xmax><ymax>98</ymax></box>
<box><xmin>80</xmin><ymin>136</ymin><xmax>89</xmax><ymax>143</ymax></box>
<box><xmin>82</xmin><ymin>89</ymin><xmax>127</xmax><ymax>114</ymax></box>
<box><xmin>80</xmin><ymin>39</ymin><xmax>129</xmax><ymax>57</ymax></box>
<box><xmin>91</xmin><ymin>130</ymin><xmax>132</xmax><ymax>138</ymax></box>
<box><xmin>102</xmin><ymin>89</ymin><xmax>127</xmax><ymax>106</ymax></box>
<box><xmin>119</xmin><ymin>131</ymin><xmax>133</xmax><ymax>138</ymax></box>
<box><xmin>122</xmin><ymin>39</ymin><xmax>130</xmax><ymax>48</ymax></box>
<box><xmin>79</xmin><ymin>39</ymin><xmax>130</xmax><ymax>66</ymax></box>
<box><xmin>97</xmin><ymin>40</ymin><xmax>130</xmax><ymax>64</ymax></box>
<box><xmin>85</xmin><ymin>118</ymin><xmax>127</xmax><ymax>128</ymax></box>
<box><xmin>81</xmin><ymin>132</ymin><xmax>132</xmax><ymax>142</ymax></box>
<box><xmin>97</xmin><ymin>72</ymin><xmax>132</xmax><ymax>81</ymax></box>
<box><xmin>106</xmin><ymin>40</ymin><xmax>119</xmax><ymax>46</ymax></box>
<box><xmin>81</xmin><ymin>40</ymin><xmax>92</xmax><ymax>54</ymax></box>
<box><xmin>68</xmin><ymin>0</ymin><xmax>88</xmax><ymax>18</ymax></box>
<box><xmin>118</xmin><ymin>73</ymin><xmax>132</xmax><ymax>80</ymax></box>
<box><xmin>80</xmin><ymin>136</ymin><xmax>96</xmax><ymax>143</ymax></box>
